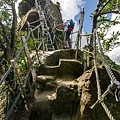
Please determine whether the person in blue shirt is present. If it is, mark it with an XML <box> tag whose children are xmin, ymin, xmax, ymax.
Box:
<box><xmin>56</xmin><ymin>19</ymin><xmax>75</xmax><ymax>49</ymax></box>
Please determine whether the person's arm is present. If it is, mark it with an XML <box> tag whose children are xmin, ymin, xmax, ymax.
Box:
<box><xmin>56</xmin><ymin>23</ymin><xmax>64</xmax><ymax>27</ymax></box>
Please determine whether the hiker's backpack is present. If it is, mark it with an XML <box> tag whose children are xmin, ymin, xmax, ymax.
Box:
<box><xmin>67</xmin><ymin>20</ymin><xmax>75</xmax><ymax>31</ymax></box>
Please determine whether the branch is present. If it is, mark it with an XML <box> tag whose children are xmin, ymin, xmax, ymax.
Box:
<box><xmin>97</xmin><ymin>19</ymin><xmax>120</xmax><ymax>24</ymax></box>
<box><xmin>11</xmin><ymin>3</ymin><xmax>17</xmax><ymax>52</ymax></box>
<box><xmin>4</xmin><ymin>0</ymin><xmax>11</xmax><ymax>5</ymax></box>
<box><xmin>97</xmin><ymin>0</ymin><xmax>104</xmax><ymax>6</ymax></box>
<box><xmin>99</xmin><ymin>11</ymin><xmax>120</xmax><ymax>16</ymax></box>
<box><xmin>97</xmin><ymin>0</ymin><xmax>111</xmax><ymax>16</ymax></box>
<box><xmin>91</xmin><ymin>0</ymin><xmax>109</xmax><ymax>30</ymax></box>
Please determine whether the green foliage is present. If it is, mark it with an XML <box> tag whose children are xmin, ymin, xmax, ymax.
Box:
<box><xmin>55</xmin><ymin>30</ymin><xmax>64</xmax><ymax>41</ymax></box>
<box><xmin>90</xmin><ymin>0</ymin><xmax>120</xmax><ymax>51</ymax></box>
<box><xmin>55</xmin><ymin>2</ymin><xmax>61</xmax><ymax>11</ymax></box>
<box><xmin>98</xmin><ymin>30</ymin><xmax>120</xmax><ymax>51</ymax></box>
<box><xmin>0</xmin><ymin>9</ymin><xmax>11</xmax><ymax>21</ymax></box>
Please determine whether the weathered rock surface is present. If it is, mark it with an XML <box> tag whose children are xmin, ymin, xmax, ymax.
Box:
<box><xmin>26</xmin><ymin>50</ymin><xmax>120</xmax><ymax>120</ymax></box>
<box><xmin>18</xmin><ymin>0</ymin><xmax>63</xmax><ymax>31</ymax></box>
<box><xmin>13</xmin><ymin>49</ymin><xmax>120</xmax><ymax>120</ymax></box>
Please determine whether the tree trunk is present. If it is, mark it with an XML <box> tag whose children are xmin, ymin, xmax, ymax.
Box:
<box><xmin>11</xmin><ymin>2</ymin><xmax>17</xmax><ymax>55</ymax></box>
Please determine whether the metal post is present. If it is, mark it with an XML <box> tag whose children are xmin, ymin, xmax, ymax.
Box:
<box><xmin>75</xmin><ymin>7</ymin><xmax>85</xmax><ymax>59</ymax></box>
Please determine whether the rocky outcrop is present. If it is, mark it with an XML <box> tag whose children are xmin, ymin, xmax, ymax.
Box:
<box><xmin>25</xmin><ymin>50</ymin><xmax>120</xmax><ymax>120</ymax></box>
<box><xmin>27</xmin><ymin>66</ymin><xmax>120</xmax><ymax>120</ymax></box>
<box><xmin>12</xmin><ymin>49</ymin><xmax>120</xmax><ymax>120</ymax></box>
<box><xmin>18</xmin><ymin>0</ymin><xmax>63</xmax><ymax>31</ymax></box>
<box><xmin>38</xmin><ymin>49</ymin><xmax>84</xmax><ymax>78</ymax></box>
<box><xmin>17</xmin><ymin>0</ymin><xmax>64</xmax><ymax>49</ymax></box>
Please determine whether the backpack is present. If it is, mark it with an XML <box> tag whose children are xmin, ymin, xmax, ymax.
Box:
<box><xmin>67</xmin><ymin>21</ymin><xmax>75</xmax><ymax>31</ymax></box>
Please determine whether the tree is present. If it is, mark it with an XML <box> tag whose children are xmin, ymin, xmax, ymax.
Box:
<box><xmin>88</xmin><ymin>0</ymin><xmax>120</xmax><ymax>67</ymax></box>
<box><xmin>90</xmin><ymin>0</ymin><xmax>119</xmax><ymax>47</ymax></box>
<box><xmin>0</xmin><ymin>0</ymin><xmax>17</xmax><ymax>65</ymax></box>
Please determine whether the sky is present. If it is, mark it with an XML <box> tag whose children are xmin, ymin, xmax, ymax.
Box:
<box><xmin>83</xmin><ymin>0</ymin><xmax>97</xmax><ymax>32</ymax></box>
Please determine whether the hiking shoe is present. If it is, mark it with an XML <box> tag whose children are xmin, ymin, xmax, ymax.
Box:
<box><xmin>67</xmin><ymin>46</ymin><xmax>70</xmax><ymax>49</ymax></box>
<box><xmin>64</xmin><ymin>45</ymin><xmax>67</xmax><ymax>49</ymax></box>
<box><xmin>115</xmin><ymin>88</ymin><xmax>120</xmax><ymax>102</ymax></box>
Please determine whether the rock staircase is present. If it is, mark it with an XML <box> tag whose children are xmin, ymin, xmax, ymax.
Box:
<box><xmin>38</xmin><ymin>49</ymin><xmax>83</xmax><ymax>77</ymax></box>
<box><xmin>28</xmin><ymin>49</ymin><xmax>84</xmax><ymax>120</ymax></box>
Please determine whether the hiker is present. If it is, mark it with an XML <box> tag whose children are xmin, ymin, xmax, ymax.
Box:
<box><xmin>56</xmin><ymin>19</ymin><xmax>75</xmax><ymax>49</ymax></box>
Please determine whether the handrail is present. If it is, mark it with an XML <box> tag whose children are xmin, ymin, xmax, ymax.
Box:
<box><xmin>0</xmin><ymin>31</ymin><xmax>31</xmax><ymax>85</ymax></box>
<box><xmin>90</xmin><ymin>30</ymin><xmax>117</xmax><ymax>120</ymax></box>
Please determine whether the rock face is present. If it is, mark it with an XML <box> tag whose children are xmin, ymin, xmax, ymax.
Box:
<box><xmin>18</xmin><ymin>0</ymin><xmax>63</xmax><ymax>31</ymax></box>
<box><xmin>29</xmin><ymin>86</ymin><xmax>79</xmax><ymax>120</ymax></box>
<box><xmin>25</xmin><ymin>50</ymin><xmax>120</xmax><ymax>120</ymax></box>
<box><xmin>38</xmin><ymin>49</ymin><xmax>84</xmax><ymax>78</ymax></box>
<box><xmin>18</xmin><ymin>0</ymin><xmax>64</xmax><ymax>49</ymax></box>
<box><xmin>12</xmin><ymin>49</ymin><xmax>120</xmax><ymax>120</ymax></box>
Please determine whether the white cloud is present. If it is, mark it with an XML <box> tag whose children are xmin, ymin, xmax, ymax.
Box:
<box><xmin>107</xmin><ymin>47</ymin><xmax>120</xmax><ymax>64</ymax></box>
<box><xmin>52</xmin><ymin>0</ymin><xmax>84</xmax><ymax>20</ymax></box>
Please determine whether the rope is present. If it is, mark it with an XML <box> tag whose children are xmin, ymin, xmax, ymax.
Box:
<box><xmin>93</xmin><ymin>30</ymin><xmax>101</xmax><ymax>100</ymax></box>
<box><xmin>55</xmin><ymin>35</ymin><xmax>64</xmax><ymax>43</ymax></box>
<box><xmin>90</xmin><ymin>30</ymin><xmax>102</xmax><ymax>108</ymax></box>
<box><xmin>90</xmin><ymin>31</ymin><xmax>120</xmax><ymax>109</ymax></box>
<box><xmin>5</xmin><ymin>68</ymin><xmax>31</xmax><ymax>120</ymax></box>
<box><xmin>0</xmin><ymin>65</ymin><xmax>13</xmax><ymax>85</ymax></box>
<box><xmin>17</xmin><ymin>8</ymin><xmax>37</xmax><ymax>31</ymax></box>
<box><xmin>96</xmin><ymin>31</ymin><xmax>119</xmax><ymax>86</ymax></box>
<box><xmin>29</xmin><ymin>19</ymin><xmax>41</xmax><ymax>25</ymax></box>
<box><xmin>90</xmin><ymin>30</ymin><xmax>116</xmax><ymax>120</ymax></box>
<box><xmin>5</xmin><ymin>92</ymin><xmax>21</xmax><ymax>120</ymax></box>
<box><xmin>55</xmin><ymin>28</ymin><xmax>64</xmax><ymax>32</ymax></box>
<box><xmin>0</xmin><ymin>31</ymin><xmax>31</xmax><ymax>85</ymax></box>
<box><xmin>101</xmin><ymin>102</ymin><xmax>115</xmax><ymax>120</ymax></box>
<box><xmin>3</xmin><ymin>28</ymin><xmax>34</xmax><ymax>119</ymax></box>
<box><xmin>48</xmin><ymin>11</ymin><xmax>56</xmax><ymax>20</ymax></box>
<box><xmin>31</xmin><ymin>23</ymin><xmax>43</xmax><ymax>32</ymax></box>
<box><xmin>36</xmin><ymin>0</ymin><xmax>55</xmax><ymax>51</ymax></box>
